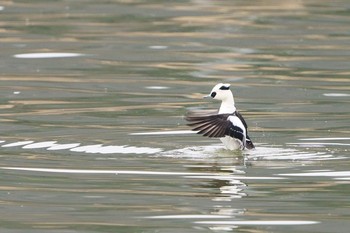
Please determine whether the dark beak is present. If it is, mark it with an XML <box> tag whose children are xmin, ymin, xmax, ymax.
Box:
<box><xmin>203</xmin><ymin>94</ymin><xmax>211</xmax><ymax>99</ymax></box>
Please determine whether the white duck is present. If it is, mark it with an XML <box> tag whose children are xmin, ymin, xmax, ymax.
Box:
<box><xmin>186</xmin><ymin>83</ymin><xmax>254</xmax><ymax>150</ymax></box>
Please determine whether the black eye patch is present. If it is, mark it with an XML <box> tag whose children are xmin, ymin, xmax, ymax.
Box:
<box><xmin>211</xmin><ymin>92</ymin><xmax>217</xmax><ymax>98</ymax></box>
<box><xmin>219</xmin><ymin>85</ymin><xmax>230</xmax><ymax>90</ymax></box>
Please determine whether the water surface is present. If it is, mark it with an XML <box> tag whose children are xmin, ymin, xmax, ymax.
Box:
<box><xmin>0</xmin><ymin>1</ymin><xmax>349</xmax><ymax>232</ymax></box>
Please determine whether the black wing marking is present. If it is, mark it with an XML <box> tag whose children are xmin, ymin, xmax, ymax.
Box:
<box><xmin>226</xmin><ymin>124</ymin><xmax>244</xmax><ymax>142</ymax></box>
<box><xmin>185</xmin><ymin>111</ymin><xmax>232</xmax><ymax>138</ymax></box>
<box><xmin>235</xmin><ymin>111</ymin><xmax>255</xmax><ymax>149</ymax></box>
<box><xmin>234</xmin><ymin>111</ymin><xmax>248</xmax><ymax>129</ymax></box>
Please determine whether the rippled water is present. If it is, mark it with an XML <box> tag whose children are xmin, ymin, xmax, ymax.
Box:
<box><xmin>0</xmin><ymin>1</ymin><xmax>350</xmax><ymax>232</ymax></box>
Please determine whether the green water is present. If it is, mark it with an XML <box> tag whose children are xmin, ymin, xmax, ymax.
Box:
<box><xmin>0</xmin><ymin>1</ymin><xmax>349</xmax><ymax>232</ymax></box>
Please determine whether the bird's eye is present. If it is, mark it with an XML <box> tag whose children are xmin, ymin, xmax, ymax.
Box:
<box><xmin>211</xmin><ymin>92</ymin><xmax>217</xmax><ymax>98</ymax></box>
<box><xmin>219</xmin><ymin>85</ymin><xmax>230</xmax><ymax>90</ymax></box>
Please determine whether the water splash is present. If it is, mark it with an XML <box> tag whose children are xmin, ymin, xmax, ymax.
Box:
<box><xmin>160</xmin><ymin>143</ymin><xmax>336</xmax><ymax>161</ymax></box>
<box><xmin>0</xmin><ymin>135</ymin><xmax>344</xmax><ymax>160</ymax></box>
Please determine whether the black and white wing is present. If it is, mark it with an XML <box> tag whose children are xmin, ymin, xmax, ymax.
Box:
<box><xmin>235</xmin><ymin>111</ymin><xmax>255</xmax><ymax>149</ymax></box>
<box><xmin>185</xmin><ymin>111</ymin><xmax>231</xmax><ymax>138</ymax></box>
<box><xmin>185</xmin><ymin>111</ymin><xmax>245</xmax><ymax>141</ymax></box>
<box><xmin>226</xmin><ymin>114</ymin><xmax>246</xmax><ymax>143</ymax></box>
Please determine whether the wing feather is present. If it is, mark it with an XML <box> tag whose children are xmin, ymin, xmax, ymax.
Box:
<box><xmin>185</xmin><ymin>111</ymin><xmax>232</xmax><ymax>138</ymax></box>
<box><xmin>185</xmin><ymin>110</ymin><xmax>255</xmax><ymax>149</ymax></box>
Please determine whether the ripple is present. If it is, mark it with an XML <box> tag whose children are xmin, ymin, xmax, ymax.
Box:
<box><xmin>0</xmin><ymin>138</ymin><xmax>342</xmax><ymax>160</ymax></box>
<box><xmin>145</xmin><ymin>214</ymin><xmax>230</xmax><ymax>219</ymax></box>
<box><xmin>1</xmin><ymin>141</ymin><xmax>34</xmax><ymax>147</ymax></box>
<box><xmin>0</xmin><ymin>140</ymin><xmax>162</xmax><ymax>155</ymax></box>
<box><xmin>160</xmin><ymin>143</ymin><xmax>336</xmax><ymax>161</ymax></box>
<box><xmin>160</xmin><ymin>145</ymin><xmax>223</xmax><ymax>159</ymax></box>
<box><xmin>300</xmin><ymin>137</ymin><xmax>350</xmax><ymax>141</ymax></box>
<box><xmin>69</xmin><ymin>144</ymin><xmax>103</xmax><ymax>153</ymax></box>
<box><xmin>47</xmin><ymin>143</ymin><xmax>81</xmax><ymax>151</ymax></box>
<box><xmin>70</xmin><ymin>144</ymin><xmax>162</xmax><ymax>154</ymax></box>
<box><xmin>148</xmin><ymin>45</ymin><xmax>168</xmax><ymax>50</ymax></box>
<box><xmin>14</xmin><ymin>53</ymin><xmax>85</xmax><ymax>59</ymax></box>
<box><xmin>323</xmin><ymin>93</ymin><xmax>350</xmax><ymax>97</ymax></box>
<box><xmin>0</xmin><ymin>167</ymin><xmax>214</xmax><ymax>176</ymax></box>
<box><xmin>279</xmin><ymin>170</ymin><xmax>350</xmax><ymax>177</ymax></box>
<box><xmin>184</xmin><ymin>175</ymin><xmax>284</xmax><ymax>180</ymax></box>
<box><xmin>288</xmin><ymin>142</ymin><xmax>350</xmax><ymax>147</ymax></box>
<box><xmin>248</xmin><ymin>145</ymin><xmax>341</xmax><ymax>161</ymax></box>
<box><xmin>195</xmin><ymin>220</ymin><xmax>319</xmax><ymax>226</ymax></box>
<box><xmin>22</xmin><ymin>141</ymin><xmax>57</xmax><ymax>149</ymax></box>
<box><xmin>145</xmin><ymin>86</ymin><xmax>170</xmax><ymax>90</ymax></box>
<box><xmin>130</xmin><ymin>130</ymin><xmax>195</xmax><ymax>136</ymax></box>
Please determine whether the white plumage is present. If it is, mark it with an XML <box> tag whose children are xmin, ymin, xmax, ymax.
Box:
<box><xmin>186</xmin><ymin>83</ymin><xmax>254</xmax><ymax>150</ymax></box>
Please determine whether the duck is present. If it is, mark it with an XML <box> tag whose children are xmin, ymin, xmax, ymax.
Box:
<box><xmin>185</xmin><ymin>83</ymin><xmax>255</xmax><ymax>150</ymax></box>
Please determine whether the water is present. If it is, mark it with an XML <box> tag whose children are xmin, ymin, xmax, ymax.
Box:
<box><xmin>0</xmin><ymin>0</ymin><xmax>349</xmax><ymax>232</ymax></box>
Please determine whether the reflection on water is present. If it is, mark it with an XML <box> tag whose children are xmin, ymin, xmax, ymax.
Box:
<box><xmin>0</xmin><ymin>0</ymin><xmax>350</xmax><ymax>232</ymax></box>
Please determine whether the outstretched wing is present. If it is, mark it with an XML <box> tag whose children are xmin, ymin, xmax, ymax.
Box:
<box><xmin>185</xmin><ymin>111</ymin><xmax>232</xmax><ymax>138</ymax></box>
<box><xmin>185</xmin><ymin>110</ymin><xmax>255</xmax><ymax>149</ymax></box>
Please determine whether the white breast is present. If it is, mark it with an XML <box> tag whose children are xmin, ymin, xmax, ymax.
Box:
<box><xmin>220</xmin><ymin>136</ymin><xmax>244</xmax><ymax>150</ymax></box>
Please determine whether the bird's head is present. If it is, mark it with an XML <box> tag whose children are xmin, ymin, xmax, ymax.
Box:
<box><xmin>204</xmin><ymin>83</ymin><xmax>232</xmax><ymax>101</ymax></box>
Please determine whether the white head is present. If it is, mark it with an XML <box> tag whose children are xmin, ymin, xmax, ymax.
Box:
<box><xmin>204</xmin><ymin>83</ymin><xmax>236</xmax><ymax>113</ymax></box>
<box><xmin>205</xmin><ymin>83</ymin><xmax>233</xmax><ymax>101</ymax></box>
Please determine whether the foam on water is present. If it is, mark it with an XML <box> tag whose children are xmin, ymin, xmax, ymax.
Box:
<box><xmin>160</xmin><ymin>144</ymin><xmax>223</xmax><ymax>159</ymax></box>
<box><xmin>132</xmin><ymin>131</ymin><xmax>346</xmax><ymax>161</ymax></box>
<box><xmin>0</xmin><ymin>135</ymin><xmax>346</xmax><ymax>160</ymax></box>
<box><xmin>22</xmin><ymin>141</ymin><xmax>57</xmax><ymax>149</ymax></box>
<box><xmin>0</xmin><ymin>140</ymin><xmax>162</xmax><ymax>155</ymax></box>
<box><xmin>47</xmin><ymin>143</ymin><xmax>81</xmax><ymax>150</ymax></box>
<box><xmin>1</xmin><ymin>141</ymin><xmax>34</xmax><ymax>147</ymax></box>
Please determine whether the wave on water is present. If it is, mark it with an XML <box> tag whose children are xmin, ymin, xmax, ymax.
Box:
<box><xmin>13</xmin><ymin>52</ymin><xmax>86</xmax><ymax>59</ymax></box>
<box><xmin>0</xmin><ymin>140</ymin><xmax>162</xmax><ymax>155</ymax></box>
<box><xmin>132</xmin><ymin>130</ymin><xmax>347</xmax><ymax>161</ymax></box>
<box><xmin>0</xmin><ymin>133</ymin><xmax>347</xmax><ymax>161</ymax></box>
<box><xmin>159</xmin><ymin>143</ymin><xmax>338</xmax><ymax>162</ymax></box>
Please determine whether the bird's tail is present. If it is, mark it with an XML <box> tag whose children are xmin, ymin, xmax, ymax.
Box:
<box><xmin>245</xmin><ymin>135</ymin><xmax>255</xmax><ymax>149</ymax></box>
